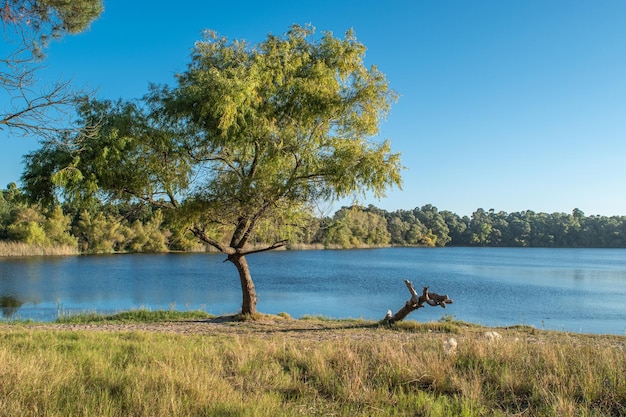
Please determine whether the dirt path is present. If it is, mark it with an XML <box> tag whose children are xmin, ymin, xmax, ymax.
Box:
<box><xmin>6</xmin><ymin>317</ymin><xmax>626</xmax><ymax>349</ymax></box>
<box><xmin>20</xmin><ymin>317</ymin><xmax>410</xmax><ymax>342</ymax></box>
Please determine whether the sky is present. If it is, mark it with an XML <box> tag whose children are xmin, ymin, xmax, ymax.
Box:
<box><xmin>1</xmin><ymin>0</ymin><xmax>626</xmax><ymax>217</ymax></box>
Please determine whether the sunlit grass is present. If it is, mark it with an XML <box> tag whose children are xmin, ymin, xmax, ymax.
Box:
<box><xmin>0</xmin><ymin>241</ymin><xmax>79</xmax><ymax>257</ymax></box>
<box><xmin>0</xmin><ymin>317</ymin><xmax>623</xmax><ymax>416</ymax></box>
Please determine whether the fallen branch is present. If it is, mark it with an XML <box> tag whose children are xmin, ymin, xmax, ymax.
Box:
<box><xmin>384</xmin><ymin>279</ymin><xmax>453</xmax><ymax>323</ymax></box>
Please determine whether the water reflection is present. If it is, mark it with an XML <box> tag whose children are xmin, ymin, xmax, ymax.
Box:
<box><xmin>0</xmin><ymin>295</ymin><xmax>22</xmax><ymax>318</ymax></box>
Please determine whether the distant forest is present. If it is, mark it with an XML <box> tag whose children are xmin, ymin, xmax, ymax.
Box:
<box><xmin>1</xmin><ymin>183</ymin><xmax>625</xmax><ymax>253</ymax></box>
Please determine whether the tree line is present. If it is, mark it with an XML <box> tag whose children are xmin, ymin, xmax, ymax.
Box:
<box><xmin>321</xmin><ymin>204</ymin><xmax>626</xmax><ymax>248</ymax></box>
<box><xmin>2</xmin><ymin>184</ymin><xmax>625</xmax><ymax>251</ymax></box>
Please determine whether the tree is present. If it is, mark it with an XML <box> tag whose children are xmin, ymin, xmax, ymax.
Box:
<box><xmin>72</xmin><ymin>210</ymin><xmax>125</xmax><ymax>253</ymax></box>
<box><xmin>507</xmin><ymin>214</ymin><xmax>531</xmax><ymax>246</ymax></box>
<box><xmin>0</xmin><ymin>183</ymin><xmax>23</xmax><ymax>237</ymax></box>
<box><xmin>23</xmin><ymin>25</ymin><xmax>403</xmax><ymax>315</ymax></box>
<box><xmin>6</xmin><ymin>206</ymin><xmax>46</xmax><ymax>244</ymax></box>
<box><xmin>469</xmin><ymin>208</ymin><xmax>492</xmax><ymax>246</ymax></box>
<box><xmin>440</xmin><ymin>210</ymin><xmax>469</xmax><ymax>245</ymax></box>
<box><xmin>387</xmin><ymin>214</ymin><xmax>410</xmax><ymax>244</ymax></box>
<box><xmin>413</xmin><ymin>204</ymin><xmax>451</xmax><ymax>247</ymax></box>
<box><xmin>43</xmin><ymin>204</ymin><xmax>77</xmax><ymax>247</ymax></box>
<box><xmin>1</xmin><ymin>0</ymin><xmax>103</xmax><ymax>139</ymax></box>
<box><xmin>385</xmin><ymin>208</ymin><xmax>433</xmax><ymax>246</ymax></box>
<box><xmin>126</xmin><ymin>210</ymin><xmax>168</xmax><ymax>253</ymax></box>
<box><xmin>324</xmin><ymin>206</ymin><xmax>391</xmax><ymax>248</ymax></box>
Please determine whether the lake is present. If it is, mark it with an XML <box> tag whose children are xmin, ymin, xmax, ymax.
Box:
<box><xmin>0</xmin><ymin>247</ymin><xmax>625</xmax><ymax>335</ymax></box>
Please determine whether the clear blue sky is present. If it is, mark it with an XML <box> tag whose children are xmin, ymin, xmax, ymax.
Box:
<box><xmin>1</xmin><ymin>0</ymin><xmax>625</xmax><ymax>217</ymax></box>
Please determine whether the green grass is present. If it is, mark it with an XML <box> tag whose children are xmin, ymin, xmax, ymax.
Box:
<box><xmin>55</xmin><ymin>309</ymin><xmax>215</xmax><ymax>324</ymax></box>
<box><xmin>0</xmin><ymin>317</ymin><xmax>624</xmax><ymax>416</ymax></box>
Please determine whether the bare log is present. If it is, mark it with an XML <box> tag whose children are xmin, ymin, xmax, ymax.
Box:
<box><xmin>384</xmin><ymin>279</ymin><xmax>453</xmax><ymax>324</ymax></box>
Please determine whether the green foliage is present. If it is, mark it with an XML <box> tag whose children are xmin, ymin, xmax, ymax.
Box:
<box><xmin>0</xmin><ymin>184</ymin><xmax>24</xmax><ymax>238</ymax></box>
<box><xmin>5</xmin><ymin>207</ymin><xmax>44</xmax><ymax>245</ymax></box>
<box><xmin>155</xmin><ymin>24</ymin><xmax>403</xmax><ymax>253</ymax></box>
<box><xmin>21</xmin><ymin>98</ymin><xmax>189</xmax><ymax>212</ymax></box>
<box><xmin>250</xmin><ymin>208</ymin><xmax>318</xmax><ymax>246</ymax></box>
<box><xmin>324</xmin><ymin>205</ymin><xmax>391</xmax><ymax>248</ymax></box>
<box><xmin>23</xmin><ymin>25</ymin><xmax>402</xmax><ymax>253</ymax></box>
<box><xmin>73</xmin><ymin>211</ymin><xmax>125</xmax><ymax>253</ymax></box>
<box><xmin>4</xmin><ymin>176</ymin><xmax>626</xmax><ymax>251</ymax></box>
<box><xmin>1</xmin><ymin>201</ymin><xmax>77</xmax><ymax>248</ymax></box>
<box><xmin>126</xmin><ymin>210</ymin><xmax>168</xmax><ymax>253</ymax></box>
<box><xmin>44</xmin><ymin>205</ymin><xmax>78</xmax><ymax>246</ymax></box>
<box><xmin>7</xmin><ymin>221</ymin><xmax>46</xmax><ymax>245</ymax></box>
<box><xmin>5</xmin><ymin>182</ymin><xmax>626</xmax><ymax>253</ymax></box>
<box><xmin>414</xmin><ymin>204</ymin><xmax>451</xmax><ymax>246</ymax></box>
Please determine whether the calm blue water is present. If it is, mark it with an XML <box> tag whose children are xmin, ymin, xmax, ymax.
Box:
<box><xmin>0</xmin><ymin>247</ymin><xmax>625</xmax><ymax>335</ymax></box>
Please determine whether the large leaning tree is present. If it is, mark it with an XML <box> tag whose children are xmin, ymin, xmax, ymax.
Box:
<box><xmin>22</xmin><ymin>25</ymin><xmax>403</xmax><ymax>315</ymax></box>
<box><xmin>1</xmin><ymin>0</ymin><xmax>103</xmax><ymax>139</ymax></box>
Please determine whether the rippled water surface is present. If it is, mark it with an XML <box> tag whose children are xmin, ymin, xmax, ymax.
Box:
<box><xmin>0</xmin><ymin>247</ymin><xmax>625</xmax><ymax>334</ymax></box>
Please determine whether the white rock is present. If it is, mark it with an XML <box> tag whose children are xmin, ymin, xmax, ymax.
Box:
<box><xmin>443</xmin><ymin>337</ymin><xmax>458</xmax><ymax>355</ymax></box>
<box><xmin>483</xmin><ymin>331</ymin><xmax>502</xmax><ymax>342</ymax></box>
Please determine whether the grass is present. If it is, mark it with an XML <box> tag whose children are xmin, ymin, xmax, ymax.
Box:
<box><xmin>55</xmin><ymin>309</ymin><xmax>215</xmax><ymax>324</ymax></box>
<box><xmin>0</xmin><ymin>316</ymin><xmax>624</xmax><ymax>416</ymax></box>
<box><xmin>0</xmin><ymin>241</ymin><xmax>79</xmax><ymax>257</ymax></box>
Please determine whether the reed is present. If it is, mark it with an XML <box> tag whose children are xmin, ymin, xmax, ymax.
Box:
<box><xmin>0</xmin><ymin>320</ymin><xmax>623</xmax><ymax>416</ymax></box>
<box><xmin>0</xmin><ymin>241</ymin><xmax>79</xmax><ymax>257</ymax></box>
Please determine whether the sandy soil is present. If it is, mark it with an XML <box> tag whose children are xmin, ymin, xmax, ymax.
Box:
<box><xmin>5</xmin><ymin>316</ymin><xmax>626</xmax><ymax>349</ymax></box>
<box><xmin>21</xmin><ymin>316</ymin><xmax>406</xmax><ymax>341</ymax></box>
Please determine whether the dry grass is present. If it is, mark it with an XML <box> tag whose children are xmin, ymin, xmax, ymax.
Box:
<box><xmin>0</xmin><ymin>316</ymin><xmax>624</xmax><ymax>416</ymax></box>
<box><xmin>0</xmin><ymin>241</ymin><xmax>79</xmax><ymax>257</ymax></box>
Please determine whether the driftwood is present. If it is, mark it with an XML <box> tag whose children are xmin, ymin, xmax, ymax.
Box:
<box><xmin>384</xmin><ymin>279</ymin><xmax>453</xmax><ymax>324</ymax></box>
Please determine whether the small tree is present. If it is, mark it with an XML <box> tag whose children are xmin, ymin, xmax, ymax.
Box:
<box><xmin>23</xmin><ymin>25</ymin><xmax>403</xmax><ymax>315</ymax></box>
<box><xmin>43</xmin><ymin>204</ymin><xmax>77</xmax><ymax>247</ymax></box>
<box><xmin>72</xmin><ymin>210</ymin><xmax>125</xmax><ymax>253</ymax></box>
<box><xmin>5</xmin><ymin>206</ymin><xmax>43</xmax><ymax>242</ymax></box>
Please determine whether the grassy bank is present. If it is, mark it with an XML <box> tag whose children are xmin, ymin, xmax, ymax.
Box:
<box><xmin>0</xmin><ymin>315</ymin><xmax>624</xmax><ymax>416</ymax></box>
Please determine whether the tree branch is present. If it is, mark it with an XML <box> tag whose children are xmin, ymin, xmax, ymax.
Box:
<box><xmin>0</xmin><ymin>50</ymin><xmax>91</xmax><ymax>141</ymax></box>
<box><xmin>384</xmin><ymin>279</ymin><xmax>453</xmax><ymax>324</ymax></box>
<box><xmin>240</xmin><ymin>239</ymin><xmax>288</xmax><ymax>255</ymax></box>
<box><xmin>189</xmin><ymin>225</ymin><xmax>230</xmax><ymax>254</ymax></box>
<box><xmin>119</xmin><ymin>188</ymin><xmax>177</xmax><ymax>210</ymax></box>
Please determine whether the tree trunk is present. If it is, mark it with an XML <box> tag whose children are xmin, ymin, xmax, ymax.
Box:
<box><xmin>227</xmin><ymin>253</ymin><xmax>258</xmax><ymax>315</ymax></box>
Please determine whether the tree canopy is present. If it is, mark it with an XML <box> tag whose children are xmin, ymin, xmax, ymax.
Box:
<box><xmin>23</xmin><ymin>24</ymin><xmax>403</xmax><ymax>314</ymax></box>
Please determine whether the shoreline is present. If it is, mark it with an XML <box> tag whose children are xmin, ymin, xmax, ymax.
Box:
<box><xmin>3</xmin><ymin>315</ymin><xmax>626</xmax><ymax>344</ymax></box>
